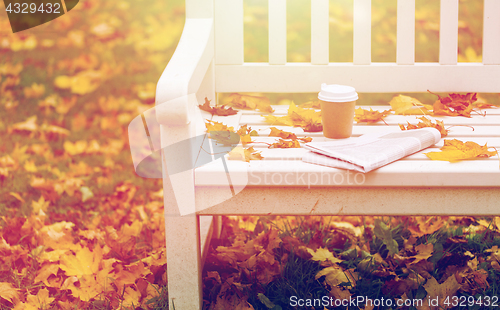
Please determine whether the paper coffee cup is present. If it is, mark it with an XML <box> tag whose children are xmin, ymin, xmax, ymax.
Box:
<box><xmin>318</xmin><ymin>84</ymin><xmax>358</xmax><ymax>139</ymax></box>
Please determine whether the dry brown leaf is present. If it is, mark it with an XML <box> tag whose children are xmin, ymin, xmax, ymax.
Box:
<box><xmin>430</xmin><ymin>91</ymin><xmax>476</xmax><ymax>117</ymax></box>
<box><xmin>199</xmin><ymin>97</ymin><xmax>238</xmax><ymax>116</ymax></box>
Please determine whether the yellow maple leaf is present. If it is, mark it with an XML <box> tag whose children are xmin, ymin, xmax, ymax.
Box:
<box><xmin>315</xmin><ymin>266</ymin><xmax>351</xmax><ymax>288</ymax></box>
<box><xmin>32</xmin><ymin>196</ymin><xmax>50</xmax><ymax>215</ymax></box>
<box><xmin>425</xmin><ymin>139</ymin><xmax>497</xmax><ymax>162</ymax></box>
<box><xmin>121</xmin><ymin>287</ymin><xmax>141</xmax><ymax>308</ymax></box>
<box><xmin>354</xmin><ymin>108</ymin><xmax>391</xmax><ymax>123</ymax></box>
<box><xmin>60</xmin><ymin>245</ymin><xmax>102</xmax><ymax>277</ymax></box>
<box><xmin>63</xmin><ymin>140</ymin><xmax>89</xmax><ymax>156</ymax></box>
<box><xmin>306</xmin><ymin>247</ymin><xmax>343</xmax><ymax>264</ymax></box>
<box><xmin>0</xmin><ymin>282</ymin><xmax>20</xmax><ymax>304</ymax></box>
<box><xmin>26</xmin><ymin>288</ymin><xmax>54</xmax><ymax>309</ymax></box>
<box><xmin>122</xmin><ymin>219</ymin><xmax>143</xmax><ymax>237</ymax></box>
<box><xmin>263</xmin><ymin>103</ymin><xmax>322</xmax><ymax>132</ymax></box>
<box><xmin>423</xmin><ymin>276</ymin><xmax>461</xmax><ymax>309</ymax></box>
<box><xmin>63</xmin><ymin>275</ymin><xmax>103</xmax><ymax>301</ymax></box>
<box><xmin>227</xmin><ymin>93</ymin><xmax>274</xmax><ymax>113</ymax></box>
<box><xmin>228</xmin><ymin>146</ymin><xmax>263</xmax><ymax>162</ymax></box>
<box><xmin>389</xmin><ymin>95</ymin><xmax>432</xmax><ymax>115</ymax></box>
<box><xmin>411</xmin><ymin>243</ymin><xmax>434</xmax><ymax>264</ymax></box>
<box><xmin>54</xmin><ymin>70</ymin><xmax>102</xmax><ymax>95</ymax></box>
<box><xmin>34</xmin><ymin>264</ymin><xmax>59</xmax><ymax>286</ymax></box>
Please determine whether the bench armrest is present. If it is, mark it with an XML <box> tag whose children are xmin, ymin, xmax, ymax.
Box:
<box><xmin>155</xmin><ymin>18</ymin><xmax>214</xmax><ymax>126</ymax></box>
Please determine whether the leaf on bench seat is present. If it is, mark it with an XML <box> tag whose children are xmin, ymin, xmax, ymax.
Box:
<box><xmin>425</xmin><ymin>139</ymin><xmax>497</xmax><ymax>162</ymax></box>
<box><xmin>228</xmin><ymin>146</ymin><xmax>263</xmax><ymax>162</ymax></box>
<box><xmin>199</xmin><ymin>97</ymin><xmax>238</xmax><ymax>116</ymax></box>
<box><xmin>226</xmin><ymin>93</ymin><xmax>274</xmax><ymax>113</ymax></box>
<box><xmin>389</xmin><ymin>95</ymin><xmax>432</xmax><ymax>115</ymax></box>
<box><xmin>263</xmin><ymin>103</ymin><xmax>322</xmax><ymax>132</ymax></box>
<box><xmin>399</xmin><ymin>116</ymin><xmax>448</xmax><ymax>137</ymax></box>
<box><xmin>429</xmin><ymin>91</ymin><xmax>476</xmax><ymax>117</ymax></box>
<box><xmin>268</xmin><ymin>127</ymin><xmax>312</xmax><ymax>143</ymax></box>
<box><xmin>354</xmin><ymin>108</ymin><xmax>392</xmax><ymax>124</ymax></box>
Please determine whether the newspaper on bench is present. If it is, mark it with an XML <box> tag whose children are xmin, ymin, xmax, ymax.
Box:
<box><xmin>302</xmin><ymin>127</ymin><xmax>441</xmax><ymax>173</ymax></box>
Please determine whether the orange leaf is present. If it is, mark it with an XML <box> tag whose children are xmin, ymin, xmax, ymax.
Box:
<box><xmin>26</xmin><ymin>288</ymin><xmax>54</xmax><ymax>309</ymax></box>
<box><xmin>0</xmin><ymin>282</ymin><xmax>19</xmax><ymax>304</ymax></box>
<box><xmin>354</xmin><ymin>108</ymin><xmax>391</xmax><ymax>123</ymax></box>
<box><xmin>269</xmin><ymin>139</ymin><xmax>301</xmax><ymax>149</ymax></box>
<box><xmin>399</xmin><ymin>116</ymin><xmax>448</xmax><ymax>137</ymax></box>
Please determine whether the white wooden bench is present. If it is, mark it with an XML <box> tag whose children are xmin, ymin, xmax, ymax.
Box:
<box><xmin>131</xmin><ymin>0</ymin><xmax>500</xmax><ymax>308</ymax></box>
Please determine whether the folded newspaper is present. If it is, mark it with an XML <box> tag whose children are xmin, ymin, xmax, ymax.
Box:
<box><xmin>302</xmin><ymin>127</ymin><xmax>441</xmax><ymax>173</ymax></box>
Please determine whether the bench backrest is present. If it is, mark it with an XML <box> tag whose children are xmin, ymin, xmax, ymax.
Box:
<box><xmin>188</xmin><ymin>0</ymin><xmax>500</xmax><ymax>94</ymax></box>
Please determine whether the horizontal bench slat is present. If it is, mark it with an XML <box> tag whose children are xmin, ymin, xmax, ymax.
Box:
<box><xmin>195</xmin><ymin>158</ymin><xmax>500</xmax><ymax>186</ymax></box>
<box><xmin>239</xmin><ymin>114</ymin><xmax>500</xmax><ymax>126</ymax></box>
<box><xmin>237</xmin><ymin>105</ymin><xmax>500</xmax><ymax>115</ymax></box>
<box><xmin>243</xmin><ymin>125</ymin><xmax>500</xmax><ymax>138</ymax></box>
<box><xmin>215</xmin><ymin>63</ymin><xmax>500</xmax><ymax>93</ymax></box>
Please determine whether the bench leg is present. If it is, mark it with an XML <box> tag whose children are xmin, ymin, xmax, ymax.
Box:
<box><xmin>165</xmin><ymin>213</ymin><xmax>202</xmax><ymax>310</ymax></box>
<box><xmin>162</xmin><ymin>150</ymin><xmax>202</xmax><ymax>309</ymax></box>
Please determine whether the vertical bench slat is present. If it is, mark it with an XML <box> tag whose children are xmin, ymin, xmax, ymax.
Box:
<box><xmin>483</xmin><ymin>0</ymin><xmax>500</xmax><ymax>65</ymax></box>
<box><xmin>353</xmin><ymin>0</ymin><xmax>371</xmax><ymax>64</ymax></box>
<box><xmin>215</xmin><ymin>0</ymin><xmax>243</xmax><ymax>65</ymax></box>
<box><xmin>439</xmin><ymin>0</ymin><xmax>459</xmax><ymax>65</ymax></box>
<box><xmin>311</xmin><ymin>0</ymin><xmax>329</xmax><ymax>65</ymax></box>
<box><xmin>396</xmin><ymin>0</ymin><xmax>415</xmax><ymax>65</ymax></box>
<box><xmin>269</xmin><ymin>0</ymin><xmax>287</xmax><ymax>64</ymax></box>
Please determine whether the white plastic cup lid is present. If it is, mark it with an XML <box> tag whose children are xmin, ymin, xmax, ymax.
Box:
<box><xmin>318</xmin><ymin>84</ymin><xmax>358</xmax><ymax>102</ymax></box>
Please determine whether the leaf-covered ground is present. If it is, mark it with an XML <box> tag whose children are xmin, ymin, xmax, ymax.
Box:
<box><xmin>1</xmin><ymin>0</ymin><xmax>500</xmax><ymax>309</ymax></box>
<box><xmin>1</xmin><ymin>0</ymin><xmax>182</xmax><ymax>308</ymax></box>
